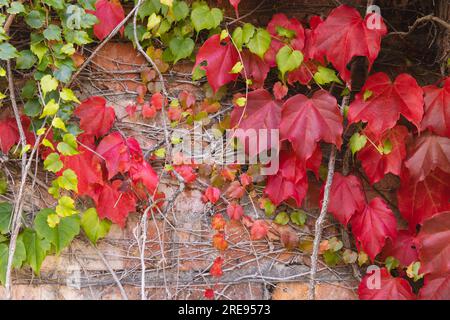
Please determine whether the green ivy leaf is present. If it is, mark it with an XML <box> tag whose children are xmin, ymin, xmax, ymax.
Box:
<box><xmin>169</xmin><ymin>36</ymin><xmax>194</xmax><ymax>63</ymax></box>
<box><xmin>138</xmin><ymin>0</ymin><xmax>162</xmax><ymax>20</ymax></box>
<box><xmin>40</xmin><ymin>99</ymin><xmax>59</xmax><ymax>118</ymax></box>
<box><xmin>16</xmin><ymin>50</ymin><xmax>37</xmax><ymax>70</ymax></box>
<box><xmin>24</xmin><ymin>99</ymin><xmax>41</xmax><ymax>117</ymax></box>
<box><xmin>274</xmin><ymin>212</ymin><xmax>289</xmax><ymax>225</ymax></box>
<box><xmin>56</xmin><ymin>196</ymin><xmax>78</xmax><ymax>217</ymax></box>
<box><xmin>25</xmin><ymin>10</ymin><xmax>46</xmax><ymax>29</ymax></box>
<box><xmin>7</xmin><ymin>1</ymin><xmax>25</xmax><ymax>14</ymax></box>
<box><xmin>290</xmin><ymin>210</ymin><xmax>307</xmax><ymax>226</ymax></box>
<box><xmin>276</xmin><ymin>45</ymin><xmax>303</xmax><ymax>80</ymax></box>
<box><xmin>43</xmin><ymin>24</ymin><xmax>62</xmax><ymax>41</ymax></box>
<box><xmin>385</xmin><ymin>256</ymin><xmax>400</xmax><ymax>272</ymax></box>
<box><xmin>57</xmin><ymin>133</ymin><xmax>79</xmax><ymax>156</ymax></box>
<box><xmin>0</xmin><ymin>42</ymin><xmax>19</xmax><ymax>60</ymax></box>
<box><xmin>190</xmin><ymin>3</ymin><xmax>222</xmax><ymax>32</ymax></box>
<box><xmin>21</xmin><ymin>228</ymin><xmax>51</xmax><ymax>276</ymax></box>
<box><xmin>81</xmin><ymin>208</ymin><xmax>111</xmax><ymax>245</ymax></box>
<box><xmin>349</xmin><ymin>132</ymin><xmax>367</xmax><ymax>155</ymax></box>
<box><xmin>0</xmin><ymin>202</ymin><xmax>12</xmax><ymax>234</ymax></box>
<box><xmin>173</xmin><ymin>0</ymin><xmax>189</xmax><ymax>21</ymax></box>
<box><xmin>30</xmin><ymin>42</ymin><xmax>48</xmax><ymax>63</ymax></box>
<box><xmin>382</xmin><ymin>138</ymin><xmax>393</xmax><ymax>155</ymax></box>
<box><xmin>323</xmin><ymin>249</ymin><xmax>341</xmax><ymax>267</ymax></box>
<box><xmin>44</xmin><ymin>153</ymin><xmax>63</xmax><ymax>173</ymax></box>
<box><xmin>42</xmin><ymin>0</ymin><xmax>65</xmax><ymax>10</ymax></box>
<box><xmin>0</xmin><ymin>237</ymin><xmax>26</xmax><ymax>285</ymax></box>
<box><xmin>34</xmin><ymin>208</ymin><xmax>80</xmax><ymax>255</ymax></box>
<box><xmin>60</xmin><ymin>88</ymin><xmax>80</xmax><ymax>103</ymax></box>
<box><xmin>40</xmin><ymin>75</ymin><xmax>59</xmax><ymax>96</ymax></box>
<box><xmin>57</xmin><ymin>169</ymin><xmax>78</xmax><ymax>193</ymax></box>
<box><xmin>247</xmin><ymin>28</ymin><xmax>271</xmax><ymax>59</ymax></box>
<box><xmin>313</xmin><ymin>66</ymin><xmax>343</xmax><ymax>85</ymax></box>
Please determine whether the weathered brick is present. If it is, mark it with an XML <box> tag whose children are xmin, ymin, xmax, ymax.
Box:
<box><xmin>271</xmin><ymin>282</ymin><xmax>358</xmax><ymax>300</ymax></box>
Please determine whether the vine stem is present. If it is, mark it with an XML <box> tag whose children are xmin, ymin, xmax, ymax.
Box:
<box><xmin>307</xmin><ymin>94</ymin><xmax>349</xmax><ymax>300</ymax></box>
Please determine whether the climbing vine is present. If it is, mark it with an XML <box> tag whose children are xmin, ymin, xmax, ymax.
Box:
<box><xmin>0</xmin><ymin>0</ymin><xmax>448</xmax><ymax>300</ymax></box>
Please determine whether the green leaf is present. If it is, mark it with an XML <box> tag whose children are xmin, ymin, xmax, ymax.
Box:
<box><xmin>328</xmin><ymin>237</ymin><xmax>343</xmax><ymax>252</ymax></box>
<box><xmin>274</xmin><ymin>212</ymin><xmax>289</xmax><ymax>225</ymax></box>
<box><xmin>60</xmin><ymin>88</ymin><xmax>80</xmax><ymax>104</ymax></box>
<box><xmin>247</xmin><ymin>28</ymin><xmax>271</xmax><ymax>59</ymax></box>
<box><xmin>323</xmin><ymin>249</ymin><xmax>341</xmax><ymax>266</ymax></box>
<box><xmin>43</xmin><ymin>0</ymin><xmax>65</xmax><ymax>10</ymax></box>
<box><xmin>56</xmin><ymin>196</ymin><xmax>78</xmax><ymax>217</ymax></box>
<box><xmin>60</xmin><ymin>43</ymin><xmax>75</xmax><ymax>56</ymax></box>
<box><xmin>313</xmin><ymin>66</ymin><xmax>343</xmax><ymax>85</ymax></box>
<box><xmin>30</xmin><ymin>42</ymin><xmax>48</xmax><ymax>63</ymax></box>
<box><xmin>44</xmin><ymin>152</ymin><xmax>63</xmax><ymax>173</ymax></box>
<box><xmin>363</xmin><ymin>89</ymin><xmax>373</xmax><ymax>101</ymax></box>
<box><xmin>0</xmin><ymin>237</ymin><xmax>25</xmax><ymax>285</ymax></box>
<box><xmin>0</xmin><ymin>175</ymin><xmax>7</xmax><ymax>195</ymax></box>
<box><xmin>25</xmin><ymin>10</ymin><xmax>45</xmax><ymax>29</ymax></box>
<box><xmin>40</xmin><ymin>99</ymin><xmax>59</xmax><ymax>118</ymax></box>
<box><xmin>0</xmin><ymin>202</ymin><xmax>12</xmax><ymax>234</ymax></box>
<box><xmin>40</xmin><ymin>75</ymin><xmax>59</xmax><ymax>96</ymax></box>
<box><xmin>7</xmin><ymin>1</ymin><xmax>25</xmax><ymax>14</ymax></box>
<box><xmin>230</xmin><ymin>61</ymin><xmax>243</xmax><ymax>74</ymax></box>
<box><xmin>192</xmin><ymin>65</ymin><xmax>206</xmax><ymax>80</ymax></box>
<box><xmin>190</xmin><ymin>3</ymin><xmax>222</xmax><ymax>32</ymax></box>
<box><xmin>382</xmin><ymin>138</ymin><xmax>393</xmax><ymax>155</ymax></box>
<box><xmin>43</xmin><ymin>24</ymin><xmax>62</xmax><ymax>41</ymax></box>
<box><xmin>169</xmin><ymin>37</ymin><xmax>194</xmax><ymax>64</ymax></box>
<box><xmin>385</xmin><ymin>256</ymin><xmax>400</xmax><ymax>272</ymax></box>
<box><xmin>64</xmin><ymin>30</ymin><xmax>92</xmax><ymax>46</ymax></box>
<box><xmin>34</xmin><ymin>209</ymin><xmax>80</xmax><ymax>255</ymax></box>
<box><xmin>406</xmin><ymin>261</ymin><xmax>424</xmax><ymax>282</ymax></box>
<box><xmin>57</xmin><ymin>169</ymin><xmax>78</xmax><ymax>193</ymax></box>
<box><xmin>276</xmin><ymin>45</ymin><xmax>303</xmax><ymax>80</ymax></box>
<box><xmin>21</xmin><ymin>228</ymin><xmax>51</xmax><ymax>276</ymax></box>
<box><xmin>173</xmin><ymin>1</ymin><xmax>189</xmax><ymax>21</ymax></box>
<box><xmin>24</xmin><ymin>99</ymin><xmax>41</xmax><ymax>117</ymax></box>
<box><xmin>290</xmin><ymin>210</ymin><xmax>307</xmax><ymax>226</ymax></box>
<box><xmin>349</xmin><ymin>132</ymin><xmax>367</xmax><ymax>155</ymax></box>
<box><xmin>232</xmin><ymin>23</ymin><xmax>255</xmax><ymax>51</ymax></box>
<box><xmin>57</xmin><ymin>133</ymin><xmax>79</xmax><ymax>156</ymax></box>
<box><xmin>47</xmin><ymin>213</ymin><xmax>60</xmax><ymax>228</ymax></box>
<box><xmin>21</xmin><ymin>80</ymin><xmax>37</xmax><ymax>99</ymax></box>
<box><xmin>0</xmin><ymin>42</ymin><xmax>18</xmax><ymax>60</ymax></box>
<box><xmin>263</xmin><ymin>199</ymin><xmax>276</xmax><ymax>217</ymax></box>
<box><xmin>52</xmin><ymin>117</ymin><xmax>67</xmax><ymax>132</ymax></box>
<box><xmin>276</xmin><ymin>26</ymin><xmax>296</xmax><ymax>39</ymax></box>
<box><xmin>81</xmin><ymin>208</ymin><xmax>111</xmax><ymax>245</ymax></box>
<box><xmin>16</xmin><ymin>50</ymin><xmax>37</xmax><ymax>70</ymax></box>
<box><xmin>138</xmin><ymin>0</ymin><xmax>162</xmax><ymax>20</ymax></box>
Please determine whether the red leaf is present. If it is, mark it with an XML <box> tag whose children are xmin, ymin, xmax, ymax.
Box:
<box><xmin>194</xmin><ymin>34</ymin><xmax>239</xmax><ymax>93</ymax></box>
<box><xmin>313</xmin><ymin>5</ymin><xmax>386</xmax><ymax>82</ymax></box>
<box><xmin>241</xmin><ymin>50</ymin><xmax>270</xmax><ymax>89</ymax></box>
<box><xmin>381</xmin><ymin>230</ymin><xmax>418</xmax><ymax>267</ymax></box>
<box><xmin>173</xmin><ymin>165</ymin><xmax>197</xmax><ymax>183</ymax></box>
<box><xmin>229</xmin><ymin>0</ymin><xmax>240</xmax><ymax>17</ymax></box>
<box><xmin>178</xmin><ymin>91</ymin><xmax>195</xmax><ymax>110</ymax></box>
<box><xmin>167</xmin><ymin>106</ymin><xmax>182</xmax><ymax>121</ymax></box>
<box><xmin>226</xmin><ymin>181</ymin><xmax>245</xmax><ymax>199</ymax></box>
<box><xmin>96</xmin><ymin>132</ymin><xmax>130</xmax><ymax>179</ymax></box>
<box><xmin>91</xmin><ymin>0</ymin><xmax>125</xmax><ymax>41</ymax></box>
<box><xmin>418</xmin><ymin>274</ymin><xmax>450</xmax><ymax>300</ymax></box>
<box><xmin>358</xmin><ymin>268</ymin><xmax>415</xmax><ymax>300</ymax></box>
<box><xmin>251</xmin><ymin>220</ymin><xmax>268</xmax><ymax>240</ymax></box>
<box><xmin>273</xmin><ymin>81</ymin><xmax>288</xmax><ymax>101</ymax></box>
<box><xmin>202</xmin><ymin>186</ymin><xmax>221</xmax><ymax>204</ymax></box>
<box><xmin>210</xmin><ymin>256</ymin><xmax>224</xmax><ymax>277</ymax></box>
<box><xmin>240</xmin><ymin>173</ymin><xmax>253</xmax><ymax>187</ymax></box>
<box><xmin>348</xmin><ymin>73</ymin><xmax>424</xmax><ymax>139</ymax></box>
<box><xmin>397</xmin><ymin>169</ymin><xmax>450</xmax><ymax>230</ymax></box>
<box><xmin>204</xmin><ymin>288</ymin><xmax>215</xmax><ymax>299</ymax></box>
<box><xmin>61</xmin><ymin>148</ymin><xmax>104</xmax><ymax>197</ymax></box>
<box><xmin>212</xmin><ymin>233</ymin><xmax>228</xmax><ymax>251</ymax></box>
<box><xmin>280</xmin><ymin>90</ymin><xmax>343</xmax><ymax>162</ymax></box>
<box><xmin>74</xmin><ymin>96</ymin><xmax>115</xmax><ymax>139</ymax></box>
<box><xmin>226</xmin><ymin>203</ymin><xmax>244</xmax><ymax>221</ymax></box>
<box><xmin>212</xmin><ymin>214</ymin><xmax>226</xmax><ymax>231</ymax></box>
<box><xmin>350</xmin><ymin>197</ymin><xmax>397</xmax><ymax>261</ymax></box>
<box><xmin>421</xmin><ymin>78</ymin><xmax>450</xmax><ymax>137</ymax></box>
<box><xmin>151</xmin><ymin>92</ymin><xmax>165</xmax><ymax>110</ymax></box>
<box><xmin>0</xmin><ymin>117</ymin><xmax>19</xmax><ymax>153</ymax></box>
<box><xmin>358</xmin><ymin>125</ymin><xmax>409</xmax><ymax>184</ymax></box>
<box><xmin>126</xmin><ymin>104</ymin><xmax>137</xmax><ymax>118</ymax></box>
<box><xmin>416</xmin><ymin>212</ymin><xmax>450</xmax><ymax>276</ymax></box>
<box><xmin>325</xmin><ymin>172</ymin><xmax>366</xmax><ymax>226</ymax></box>
<box><xmin>129</xmin><ymin>160</ymin><xmax>159</xmax><ymax>198</ymax></box>
<box><xmin>230</xmin><ymin>89</ymin><xmax>281</xmax><ymax>157</ymax></box>
<box><xmin>264</xmin><ymin>14</ymin><xmax>305</xmax><ymax>67</ymax></box>
<box><xmin>264</xmin><ymin>149</ymin><xmax>317</xmax><ymax>206</ymax></box>
<box><xmin>404</xmin><ymin>133</ymin><xmax>450</xmax><ymax>182</ymax></box>
<box><xmin>142</xmin><ymin>102</ymin><xmax>157</xmax><ymax>119</ymax></box>
<box><xmin>95</xmin><ymin>180</ymin><xmax>136</xmax><ymax>228</ymax></box>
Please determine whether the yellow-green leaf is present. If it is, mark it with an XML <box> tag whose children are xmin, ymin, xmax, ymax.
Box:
<box><xmin>40</xmin><ymin>75</ymin><xmax>58</xmax><ymax>96</ymax></box>
<box><xmin>60</xmin><ymin>88</ymin><xmax>80</xmax><ymax>104</ymax></box>
<box><xmin>40</xmin><ymin>99</ymin><xmax>59</xmax><ymax>118</ymax></box>
<box><xmin>56</xmin><ymin>169</ymin><xmax>78</xmax><ymax>193</ymax></box>
<box><xmin>55</xmin><ymin>196</ymin><xmax>78</xmax><ymax>217</ymax></box>
<box><xmin>81</xmin><ymin>208</ymin><xmax>111</xmax><ymax>245</ymax></box>
<box><xmin>47</xmin><ymin>213</ymin><xmax>60</xmax><ymax>228</ymax></box>
<box><xmin>52</xmin><ymin>117</ymin><xmax>67</xmax><ymax>132</ymax></box>
<box><xmin>44</xmin><ymin>152</ymin><xmax>63</xmax><ymax>173</ymax></box>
